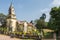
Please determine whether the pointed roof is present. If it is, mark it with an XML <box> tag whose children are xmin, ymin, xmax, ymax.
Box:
<box><xmin>8</xmin><ymin>1</ymin><xmax>15</xmax><ymax>15</ymax></box>
<box><xmin>7</xmin><ymin>1</ymin><xmax>16</xmax><ymax>19</ymax></box>
<box><xmin>9</xmin><ymin>2</ymin><xmax>14</xmax><ymax>10</ymax></box>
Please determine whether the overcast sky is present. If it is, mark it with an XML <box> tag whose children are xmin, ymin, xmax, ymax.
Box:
<box><xmin>0</xmin><ymin>0</ymin><xmax>60</xmax><ymax>22</ymax></box>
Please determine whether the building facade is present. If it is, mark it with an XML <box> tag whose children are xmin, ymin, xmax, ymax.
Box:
<box><xmin>17</xmin><ymin>21</ymin><xmax>36</xmax><ymax>33</ymax></box>
<box><xmin>6</xmin><ymin>3</ymin><xmax>36</xmax><ymax>34</ymax></box>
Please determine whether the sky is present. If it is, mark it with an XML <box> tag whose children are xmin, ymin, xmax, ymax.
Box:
<box><xmin>0</xmin><ymin>0</ymin><xmax>60</xmax><ymax>22</ymax></box>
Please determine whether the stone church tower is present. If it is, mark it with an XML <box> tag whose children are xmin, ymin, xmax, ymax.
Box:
<box><xmin>6</xmin><ymin>3</ymin><xmax>17</xmax><ymax>32</ymax></box>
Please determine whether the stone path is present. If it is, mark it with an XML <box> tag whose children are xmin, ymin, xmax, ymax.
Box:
<box><xmin>0</xmin><ymin>34</ymin><xmax>34</xmax><ymax>40</ymax></box>
<box><xmin>0</xmin><ymin>34</ymin><xmax>21</xmax><ymax>40</ymax></box>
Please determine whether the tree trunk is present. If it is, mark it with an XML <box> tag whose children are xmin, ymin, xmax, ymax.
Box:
<box><xmin>53</xmin><ymin>32</ymin><xmax>56</xmax><ymax>40</ymax></box>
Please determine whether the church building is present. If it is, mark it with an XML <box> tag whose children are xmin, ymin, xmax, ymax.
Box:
<box><xmin>6</xmin><ymin>3</ymin><xmax>36</xmax><ymax>34</ymax></box>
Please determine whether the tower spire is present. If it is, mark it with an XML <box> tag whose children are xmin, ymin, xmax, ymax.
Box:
<box><xmin>9</xmin><ymin>0</ymin><xmax>15</xmax><ymax>15</ymax></box>
<box><xmin>10</xmin><ymin>0</ymin><xmax>14</xmax><ymax>8</ymax></box>
<box><xmin>8</xmin><ymin>0</ymin><xmax>16</xmax><ymax>19</ymax></box>
<box><xmin>11</xmin><ymin>0</ymin><xmax>13</xmax><ymax>4</ymax></box>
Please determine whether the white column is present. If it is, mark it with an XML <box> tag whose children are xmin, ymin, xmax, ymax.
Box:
<box><xmin>24</xmin><ymin>22</ymin><xmax>27</xmax><ymax>33</ymax></box>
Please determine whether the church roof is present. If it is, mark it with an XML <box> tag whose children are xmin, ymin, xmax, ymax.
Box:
<box><xmin>28</xmin><ymin>23</ymin><xmax>33</xmax><ymax>26</ymax></box>
<box><xmin>17</xmin><ymin>21</ymin><xmax>33</xmax><ymax>26</ymax></box>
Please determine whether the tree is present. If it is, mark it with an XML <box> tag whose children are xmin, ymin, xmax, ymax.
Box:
<box><xmin>0</xmin><ymin>13</ymin><xmax>6</xmax><ymax>27</ymax></box>
<box><xmin>48</xmin><ymin>7</ymin><xmax>60</xmax><ymax>31</ymax></box>
<box><xmin>35</xmin><ymin>13</ymin><xmax>46</xmax><ymax>37</ymax></box>
<box><xmin>35</xmin><ymin>13</ymin><xmax>46</xmax><ymax>30</ymax></box>
<box><xmin>47</xmin><ymin>6</ymin><xmax>60</xmax><ymax>40</ymax></box>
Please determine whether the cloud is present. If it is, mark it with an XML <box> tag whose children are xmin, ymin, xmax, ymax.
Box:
<box><xmin>40</xmin><ymin>8</ymin><xmax>50</xmax><ymax>13</ymax></box>
<box><xmin>44</xmin><ymin>0</ymin><xmax>60</xmax><ymax>13</ymax></box>
<box><xmin>40</xmin><ymin>0</ymin><xmax>60</xmax><ymax>22</ymax></box>
<box><xmin>50</xmin><ymin>0</ymin><xmax>60</xmax><ymax>7</ymax></box>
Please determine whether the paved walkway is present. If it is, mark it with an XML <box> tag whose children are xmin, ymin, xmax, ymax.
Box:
<box><xmin>0</xmin><ymin>34</ymin><xmax>34</xmax><ymax>40</ymax></box>
<box><xmin>0</xmin><ymin>34</ymin><xmax>21</xmax><ymax>40</ymax></box>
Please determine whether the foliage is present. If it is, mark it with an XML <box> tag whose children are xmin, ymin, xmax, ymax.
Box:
<box><xmin>0</xmin><ymin>13</ymin><xmax>7</xmax><ymax>27</ymax></box>
<box><xmin>44</xmin><ymin>32</ymin><xmax>53</xmax><ymax>38</ymax></box>
<box><xmin>0</xmin><ymin>27</ymin><xmax>7</xmax><ymax>34</ymax></box>
<box><xmin>48</xmin><ymin>7</ymin><xmax>60</xmax><ymax>31</ymax></box>
<box><xmin>35</xmin><ymin>13</ymin><xmax>46</xmax><ymax>30</ymax></box>
<box><xmin>35</xmin><ymin>13</ymin><xmax>46</xmax><ymax>37</ymax></box>
<box><xmin>12</xmin><ymin>31</ymin><xmax>23</xmax><ymax>35</ymax></box>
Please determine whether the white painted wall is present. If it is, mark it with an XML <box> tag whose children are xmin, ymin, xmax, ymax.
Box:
<box><xmin>7</xmin><ymin>19</ymin><xmax>16</xmax><ymax>32</ymax></box>
<box><xmin>24</xmin><ymin>22</ymin><xmax>28</xmax><ymax>33</ymax></box>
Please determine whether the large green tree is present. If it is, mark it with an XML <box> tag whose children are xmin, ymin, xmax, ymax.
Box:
<box><xmin>48</xmin><ymin>7</ymin><xmax>60</xmax><ymax>31</ymax></box>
